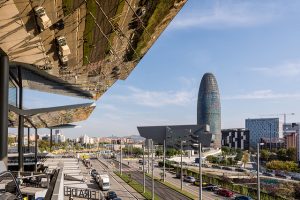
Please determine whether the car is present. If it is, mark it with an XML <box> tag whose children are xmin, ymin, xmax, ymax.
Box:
<box><xmin>275</xmin><ymin>172</ymin><xmax>287</xmax><ymax>179</ymax></box>
<box><xmin>291</xmin><ymin>176</ymin><xmax>300</xmax><ymax>181</ymax></box>
<box><xmin>235</xmin><ymin>168</ymin><xmax>246</xmax><ymax>172</ymax></box>
<box><xmin>212</xmin><ymin>165</ymin><xmax>221</xmax><ymax>169</ymax></box>
<box><xmin>184</xmin><ymin>176</ymin><xmax>196</xmax><ymax>183</ymax></box>
<box><xmin>203</xmin><ymin>184</ymin><xmax>218</xmax><ymax>191</ymax></box>
<box><xmin>262</xmin><ymin>172</ymin><xmax>273</xmax><ymax>177</ymax></box>
<box><xmin>175</xmin><ymin>173</ymin><xmax>186</xmax><ymax>179</ymax></box>
<box><xmin>91</xmin><ymin>171</ymin><xmax>99</xmax><ymax>178</ymax></box>
<box><xmin>55</xmin><ymin>36</ymin><xmax>71</xmax><ymax>67</ymax></box>
<box><xmin>222</xmin><ymin>166</ymin><xmax>233</xmax><ymax>171</ymax></box>
<box><xmin>202</xmin><ymin>164</ymin><xmax>209</xmax><ymax>168</ymax></box>
<box><xmin>34</xmin><ymin>6</ymin><xmax>52</xmax><ymax>31</ymax></box>
<box><xmin>106</xmin><ymin>191</ymin><xmax>117</xmax><ymax>200</ymax></box>
<box><xmin>216</xmin><ymin>189</ymin><xmax>234</xmax><ymax>197</ymax></box>
<box><xmin>113</xmin><ymin>198</ymin><xmax>122</xmax><ymax>200</ymax></box>
<box><xmin>235</xmin><ymin>196</ymin><xmax>253</xmax><ymax>200</ymax></box>
<box><xmin>53</xmin><ymin>19</ymin><xmax>65</xmax><ymax>30</ymax></box>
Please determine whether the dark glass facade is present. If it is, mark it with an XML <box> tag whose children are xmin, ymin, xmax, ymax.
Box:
<box><xmin>197</xmin><ymin>73</ymin><xmax>221</xmax><ymax>148</ymax></box>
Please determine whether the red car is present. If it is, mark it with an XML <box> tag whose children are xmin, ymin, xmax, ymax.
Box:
<box><xmin>216</xmin><ymin>189</ymin><xmax>234</xmax><ymax>197</ymax></box>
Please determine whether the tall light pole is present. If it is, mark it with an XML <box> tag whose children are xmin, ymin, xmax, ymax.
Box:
<box><xmin>180</xmin><ymin>140</ymin><xmax>186</xmax><ymax>190</ymax></box>
<box><xmin>269</xmin><ymin>123</ymin><xmax>272</xmax><ymax>151</ymax></box>
<box><xmin>151</xmin><ymin>140</ymin><xmax>154</xmax><ymax>200</ymax></box>
<box><xmin>257</xmin><ymin>142</ymin><xmax>264</xmax><ymax>200</ymax></box>
<box><xmin>163</xmin><ymin>139</ymin><xmax>166</xmax><ymax>182</ymax></box>
<box><xmin>148</xmin><ymin>139</ymin><xmax>150</xmax><ymax>174</ymax></box>
<box><xmin>120</xmin><ymin>140</ymin><xmax>122</xmax><ymax>175</ymax></box>
<box><xmin>143</xmin><ymin>143</ymin><xmax>145</xmax><ymax>193</ymax></box>
<box><xmin>199</xmin><ymin>142</ymin><xmax>202</xmax><ymax>200</ymax></box>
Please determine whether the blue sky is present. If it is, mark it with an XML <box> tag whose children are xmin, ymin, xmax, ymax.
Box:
<box><xmin>21</xmin><ymin>0</ymin><xmax>300</xmax><ymax>138</ymax></box>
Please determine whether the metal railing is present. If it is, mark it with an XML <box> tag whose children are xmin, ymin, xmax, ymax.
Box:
<box><xmin>0</xmin><ymin>171</ymin><xmax>22</xmax><ymax>199</ymax></box>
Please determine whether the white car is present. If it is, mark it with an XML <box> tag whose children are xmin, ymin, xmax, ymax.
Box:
<box><xmin>55</xmin><ymin>36</ymin><xmax>71</xmax><ymax>66</ymax></box>
<box><xmin>34</xmin><ymin>6</ymin><xmax>52</xmax><ymax>31</ymax></box>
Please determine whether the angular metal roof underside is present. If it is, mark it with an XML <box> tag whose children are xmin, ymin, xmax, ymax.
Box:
<box><xmin>0</xmin><ymin>0</ymin><xmax>187</xmax><ymax>100</ymax></box>
<box><xmin>9</xmin><ymin>63</ymin><xmax>94</xmax><ymax>99</ymax></box>
<box><xmin>8</xmin><ymin>103</ymin><xmax>96</xmax><ymax>128</ymax></box>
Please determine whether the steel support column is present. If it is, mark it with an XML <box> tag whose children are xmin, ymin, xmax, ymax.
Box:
<box><xmin>17</xmin><ymin>66</ymin><xmax>24</xmax><ymax>172</ymax></box>
<box><xmin>0</xmin><ymin>49</ymin><xmax>9</xmax><ymax>166</ymax></box>
<box><xmin>35</xmin><ymin>128</ymin><xmax>38</xmax><ymax>172</ymax></box>
<box><xmin>27</xmin><ymin>127</ymin><xmax>30</xmax><ymax>153</ymax></box>
<box><xmin>50</xmin><ymin>129</ymin><xmax>52</xmax><ymax>152</ymax></box>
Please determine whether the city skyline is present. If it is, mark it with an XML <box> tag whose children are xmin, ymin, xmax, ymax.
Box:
<box><xmin>21</xmin><ymin>0</ymin><xmax>300</xmax><ymax>138</ymax></box>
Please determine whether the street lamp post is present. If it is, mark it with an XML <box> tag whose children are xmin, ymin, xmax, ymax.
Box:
<box><xmin>269</xmin><ymin>123</ymin><xmax>272</xmax><ymax>151</ymax></box>
<box><xmin>163</xmin><ymin>139</ymin><xmax>166</xmax><ymax>182</ymax></box>
<box><xmin>199</xmin><ymin>142</ymin><xmax>202</xmax><ymax>200</ymax></box>
<box><xmin>257</xmin><ymin>142</ymin><xmax>264</xmax><ymax>200</ymax></box>
<box><xmin>151</xmin><ymin>140</ymin><xmax>154</xmax><ymax>200</ymax></box>
<box><xmin>180</xmin><ymin>140</ymin><xmax>186</xmax><ymax>190</ymax></box>
<box><xmin>148</xmin><ymin>139</ymin><xmax>150</xmax><ymax>174</ymax></box>
<box><xmin>143</xmin><ymin>143</ymin><xmax>145</xmax><ymax>193</ymax></box>
<box><xmin>120</xmin><ymin>140</ymin><xmax>122</xmax><ymax>175</ymax></box>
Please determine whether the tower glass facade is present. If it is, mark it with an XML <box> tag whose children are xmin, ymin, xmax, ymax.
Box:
<box><xmin>197</xmin><ymin>73</ymin><xmax>221</xmax><ymax>148</ymax></box>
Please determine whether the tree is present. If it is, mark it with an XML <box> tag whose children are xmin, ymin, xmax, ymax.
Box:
<box><xmin>221</xmin><ymin>146</ymin><xmax>231</xmax><ymax>165</ymax></box>
<box><xmin>294</xmin><ymin>183</ymin><xmax>300</xmax><ymax>199</ymax></box>
<box><xmin>287</xmin><ymin>148</ymin><xmax>297</xmax><ymax>162</ymax></box>
<box><xmin>277</xmin><ymin>148</ymin><xmax>287</xmax><ymax>161</ymax></box>
<box><xmin>155</xmin><ymin>149</ymin><xmax>163</xmax><ymax>157</ymax></box>
<box><xmin>166</xmin><ymin>148</ymin><xmax>178</xmax><ymax>157</ymax></box>
<box><xmin>234</xmin><ymin>150</ymin><xmax>243</xmax><ymax>161</ymax></box>
<box><xmin>241</xmin><ymin>151</ymin><xmax>249</xmax><ymax>168</ymax></box>
<box><xmin>38</xmin><ymin>140</ymin><xmax>50</xmax><ymax>152</ymax></box>
<box><xmin>221</xmin><ymin>146</ymin><xmax>230</xmax><ymax>157</ymax></box>
<box><xmin>206</xmin><ymin>155</ymin><xmax>219</xmax><ymax>163</ymax></box>
<box><xmin>132</xmin><ymin>147</ymin><xmax>143</xmax><ymax>156</ymax></box>
<box><xmin>266</xmin><ymin>160</ymin><xmax>299</xmax><ymax>172</ymax></box>
<box><xmin>261</xmin><ymin>149</ymin><xmax>271</xmax><ymax>161</ymax></box>
<box><xmin>8</xmin><ymin>137</ymin><xmax>15</xmax><ymax>147</ymax></box>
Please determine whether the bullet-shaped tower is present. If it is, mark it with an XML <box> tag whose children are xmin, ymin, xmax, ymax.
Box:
<box><xmin>197</xmin><ymin>73</ymin><xmax>221</xmax><ymax>148</ymax></box>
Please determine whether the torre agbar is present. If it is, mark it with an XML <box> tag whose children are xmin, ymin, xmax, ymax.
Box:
<box><xmin>197</xmin><ymin>73</ymin><xmax>221</xmax><ymax>148</ymax></box>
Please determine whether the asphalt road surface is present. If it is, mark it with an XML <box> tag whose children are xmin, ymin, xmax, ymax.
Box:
<box><xmin>109</xmin><ymin>158</ymin><xmax>193</xmax><ymax>200</ymax></box>
<box><xmin>90</xmin><ymin>158</ymin><xmax>143</xmax><ymax>200</ymax></box>
<box><xmin>125</xmin><ymin>159</ymin><xmax>230</xmax><ymax>200</ymax></box>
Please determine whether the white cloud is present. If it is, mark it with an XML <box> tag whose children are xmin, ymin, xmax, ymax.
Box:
<box><xmin>250</xmin><ymin>61</ymin><xmax>300</xmax><ymax>77</ymax></box>
<box><xmin>223</xmin><ymin>89</ymin><xmax>300</xmax><ymax>100</ymax></box>
<box><xmin>171</xmin><ymin>1</ymin><xmax>283</xmax><ymax>29</ymax></box>
<box><xmin>112</xmin><ymin>86</ymin><xmax>196</xmax><ymax>107</ymax></box>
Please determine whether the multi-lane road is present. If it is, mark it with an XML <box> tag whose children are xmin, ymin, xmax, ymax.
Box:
<box><xmin>123</xmin><ymin>159</ymin><xmax>230</xmax><ymax>200</ymax></box>
<box><xmin>90</xmin><ymin>158</ymin><xmax>144</xmax><ymax>200</ymax></box>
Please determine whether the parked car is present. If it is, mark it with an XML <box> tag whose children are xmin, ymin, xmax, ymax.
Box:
<box><xmin>202</xmin><ymin>164</ymin><xmax>209</xmax><ymax>168</ymax></box>
<box><xmin>211</xmin><ymin>165</ymin><xmax>221</xmax><ymax>169</ymax></box>
<box><xmin>235</xmin><ymin>196</ymin><xmax>253</xmax><ymax>200</ymax></box>
<box><xmin>222</xmin><ymin>166</ymin><xmax>233</xmax><ymax>171</ymax></box>
<box><xmin>275</xmin><ymin>172</ymin><xmax>287</xmax><ymax>179</ymax></box>
<box><xmin>53</xmin><ymin>19</ymin><xmax>65</xmax><ymax>30</ymax></box>
<box><xmin>184</xmin><ymin>176</ymin><xmax>196</xmax><ymax>183</ymax></box>
<box><xmin>216</xmin><ymin>189</ymin><xmax>234</xmax><ymax>197</ymax></box>
<box><xmin>55</xmin><ymin>36</ymin><xmax>71</xmax><ymax>66</ymax></box>
<box><xmin>203</xmin><ymin>184</ymin><xmax>218</xmax><ymax>191</ymax></box>
<box><xmin>91</xmin><ymin>170</ymin><xmax>98</xmax><ymax>178</ymax></box>
<box><xmin>262</xmin><ymin>172</ymin><xmax>273</xmax><ymax>177</ymax></box>
<box><xmin>106</xmin><ymin>191</ymin><xmax>117</xmax><ymax>200</ymax></box>
<box><xmin>34</xmin><ymin>6</ymin><xmax>52</xmax><ymax>31</ymax></box>
<box><xmin>291</xmin><ymin>176</ymin><xmax>300</xmax><ymax>181</ymax></box>
<box><xmin>175</xmin><ymin>173</ymin><xmax>186</xmax><ymax>179</ymax></box>
<box><xmin>235</xmin><ymin>168</ymin><xmax>246</xmax><ymax>172</ymax></box>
